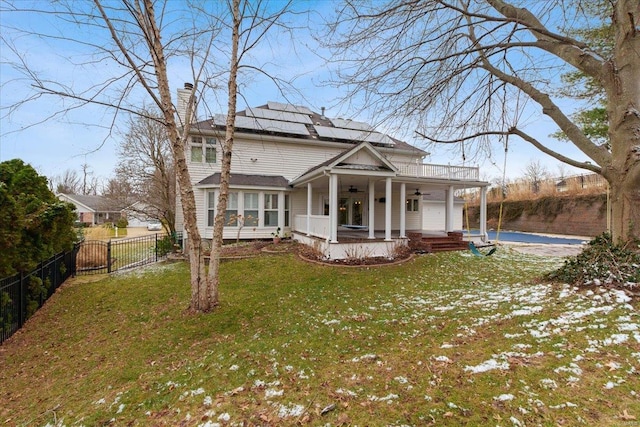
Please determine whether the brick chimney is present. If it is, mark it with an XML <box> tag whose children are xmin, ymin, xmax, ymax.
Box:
<box><xmin>176</xmin><ymin>82</ymin><xmax>195</xmax><ymax>126</ymax></box>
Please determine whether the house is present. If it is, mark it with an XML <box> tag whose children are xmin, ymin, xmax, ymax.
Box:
<box><xmin>57</xmin><ymin>193</ymin><xmax>122</xmax><ymax>226</ymax></box>
<box><xmin>176</xmin><ymin>87</ymin><xmax>489</xmax><ymax>259</ymax></box>
<box><xmin>121</xmin><ymin>201</ymin><xmax>157</xmax><ymax>228</ymax></box>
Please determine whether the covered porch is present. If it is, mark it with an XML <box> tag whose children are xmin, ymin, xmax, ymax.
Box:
<box><xmin>289</xmin><ymin>142</ymin><xmax>489</xmax><ymax>259</ymax></box>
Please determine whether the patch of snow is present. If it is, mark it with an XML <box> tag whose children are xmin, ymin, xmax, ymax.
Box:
<box><xmin>369</xmin><ymin>393</ymin><xmax>399</xmax><ymax>402</ymax></box>
<box><xmin>464</xmin><ymin>359</ymin><xmax>510</xmax><ymax>373</ymax></box>
<box><xmin>278</xmin><ymin>403</ymin><xmax>305</xmax><ymax>418</ymax></box>
<box><xmin>265</xmin><ymin>388</ymin><xmax>284</xmax><ymax>398</ymax></box>
<box><xmin>495</xmin><ymin>394</ymin><xmax>515</xmax><ymax>401</ymax></box>
<box><xmin>540</xmin><ymin>378</ymin><xmax>558</xmax><ymax>389</ymax></box>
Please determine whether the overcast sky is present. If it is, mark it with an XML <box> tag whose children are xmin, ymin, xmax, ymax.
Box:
<box><xmin>0</xmin><ymin>1</ymin><xmax>594</xmax><ymax>189</ymax></box>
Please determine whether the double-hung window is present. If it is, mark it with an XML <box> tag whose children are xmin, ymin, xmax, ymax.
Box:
<box><xmin>243</xmin><ymin>193</ymin><xmax>259</xmax><ymax>226</ymax></box>
<box><xmin>205</xmin><ymin>137</ymin><xmax>217</xmax><ymax>163</ymax></box>
<box><xmin>191</xmin><ymin>136</ymin><xmax>203</xmax><ymax>162</ymax></box>
<box><xmin>284</xmin><ymin>194</ymin><xmax>290</xmax><ymax>227</ymax></box>
<box><xmin>264</xmin><ymin>193</ymin><xmax>278</xmax><ymax>226</ymax></box>
<box><xmin>190</xmin><ymin>136</ymin><xmax>216</xmax><ymax>164</ymax></box>
<box><xmin>406</xmin><ymin>198</ymin><xmax>420</xmax><ymax>212</ymax></box>
<box><xmin>207</xmin><ymin>191</ymin><xmax>216</xmax><ymax>226</ymax></box>
<box><xmin>225</xmin><ymin>192</ymin><xmax>239</xmax><ymax>226</ymax></box>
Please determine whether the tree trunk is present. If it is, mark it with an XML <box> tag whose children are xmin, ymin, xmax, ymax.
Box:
<box><xmin>205</xmin><ymin>0</ymin><xmax>241</xmax><ymax>309</ymax></box>
<box><xmin>137</xmin><ymin>0</ymin><xmax>209</xmax><ymax>311</ymax></box>
<box><xmin>603</xmin><ymin>0</ymin><xmax>640</xmax><ymax>243</ymax></box>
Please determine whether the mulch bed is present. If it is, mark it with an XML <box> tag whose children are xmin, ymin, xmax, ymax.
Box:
<box><xmin>215</xmin><ymin>240</ymin><xmax>414</xmax><ymax>266</ymax></box>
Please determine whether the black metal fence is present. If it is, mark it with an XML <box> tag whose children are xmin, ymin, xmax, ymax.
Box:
<box><xmin>76</xmin><ymin>232</ymin><xmax>183</xmax><ymax>275</ymax></box>
<box><xmin>1</xmin><ymin>247</ymin><xmax>78</xmax><ymax>344</ymax></box>
<box><xmin>0</xmin><ymin>232</ymin><xmax>183</xmax><ymax>344</ymax></box>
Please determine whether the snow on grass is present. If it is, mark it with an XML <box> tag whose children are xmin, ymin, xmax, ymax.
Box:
<box><xmin>60</xmin><ymin>250</ymin><xmax>636</xmax><ymax>426</ymax></box>
<box><xmin>464</xmin><ymin>359</ymin><xmax>510</xmax><ymax>373</ymax></box>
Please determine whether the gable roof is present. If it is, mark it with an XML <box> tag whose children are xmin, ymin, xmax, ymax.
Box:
<box><xmin>290</xmin><ymin>141</ymin><xmax>397</xmax><ymax>186</ymax></box>
<box><xmin>191</xmin><ymin>102</ymin><xmax>427</xmax><ymax>156</ymax></box>
<box><xmin>57</xmin><ymin>193</ymin><xmax>121</xmax><ymax>212</ymax></box>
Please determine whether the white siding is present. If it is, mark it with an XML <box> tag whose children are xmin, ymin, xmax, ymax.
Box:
<box><xmin>422</xmin><ymin>201</ymin><xmax>464</xmax><ymax>231</ymax></box>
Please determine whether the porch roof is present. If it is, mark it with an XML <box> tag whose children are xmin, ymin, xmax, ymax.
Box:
<box><xmin>290</xmin><ymin>141</ymin><xmax>397</xmax><ymax>186</ymax></box>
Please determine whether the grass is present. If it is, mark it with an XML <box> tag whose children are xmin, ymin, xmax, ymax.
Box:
<box><xmin>82</xmin><ymin>225</ymin><xmax>128</xmax><ymax>241</ymax></box>
<box><xmin>1</xmin><ymin>249</ymin><xmax>638</xmax><ymax>426</ymax></box>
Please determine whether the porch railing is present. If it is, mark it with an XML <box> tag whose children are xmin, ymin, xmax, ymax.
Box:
<box><xmin>293</xmin><ymin>214</ymin><xmax>330</xmax><ymax>239</ymax></box>
<box><xmin>395</xmin><ymin>161</ymin><xmax>479</xmax><ymax>181</ymax></box>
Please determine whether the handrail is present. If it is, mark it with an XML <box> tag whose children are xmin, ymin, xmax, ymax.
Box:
<box><xmin>395</xmin><ymin>162</ymin><xmax>479</xmax><ymax>180</ymax></box>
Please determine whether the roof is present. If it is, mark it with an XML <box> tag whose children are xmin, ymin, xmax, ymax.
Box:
<box><xmin>290</xmin><ymin>141</ymin><xmax>397</xmax><ymax>186</ymax></box>
<box><xmin>58</xmin><ymin>194</ymin><xmax>121</xmax><ymax>212</ymax></box>
<box><xmin>197</xmin><ymin>173</ymin><xmax>289</xmax><ymax>188</ymax></box>
<box><xmin>191</xmin><ymin>102</ymin><xmax>427</xmax><ymax>156</ymax></box>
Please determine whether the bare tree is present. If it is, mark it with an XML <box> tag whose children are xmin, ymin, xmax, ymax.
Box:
<box><xmin>102</xmin><ymin>175</ymin><xmax>136</xmax><ymax>211</ymax></box>
<box><xmin>115</xmin><ymin>109</ymin><xmax>175</xmax><ymax>234</ymax></box>
<box><xmin>325</xmin><ymin>1</ymin><xmax>640</xmax><ymax>243</ymax></box>
<box><xmin>523</xmin><ymin>160</ymin><xmax>549</xmax><ymax>194</ymax></box>
<box><xmin>2</xmin><ymin>0</ymin><xmax>296</xmax><ymax>312</ymax></box>
<box><xmin>52</xmin><ymin>169</ymin><xmax>81</xmax><ymax>194</ymax></box>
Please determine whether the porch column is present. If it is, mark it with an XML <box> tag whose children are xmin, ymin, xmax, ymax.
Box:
<box><xmin>384</xmin><ymin>177</ymin><xmax>392</xmax><ymax>241</ymax></box>
<box><xmin>306</xmin><ymin>182</ymin><xmax>312</xmax><ymax>236</ymax></box>
<box><xmin>399</xmin><ymin>183</ymin><xmax>406</xmax><ymax>238</ymax></box>
<box><xmin>445</xmin><ymin>185</ymin><xmax>455</xmax><ymax>232</ymax></box>
<box><xmin>329</xmin><ymin>173</ymin><xmax>339</xmax><ymax>243</ymax></box>
<box><xmin>368</xmin><ymin>178</ymin><xmax>375</xmax><ymax>239</ymax></box>
<box><xmin>480</xmin><ymin>186</ymin><xmax>488</xmax><ymax>241</ymax></box>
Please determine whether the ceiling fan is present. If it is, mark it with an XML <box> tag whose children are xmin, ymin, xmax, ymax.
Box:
<box><xmin>414</xmin><ymin>189</ymin><xmax>422</xmax><ymax>196</ymax></box>
<box><xmin>348</xmin><ymin>185</ymin><xmax>362</xmax><ymax>193</ymax></box>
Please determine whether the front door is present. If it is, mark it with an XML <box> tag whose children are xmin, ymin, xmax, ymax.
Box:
<box><xmin>339</xmin><ymin>197</ymin><xmax>364</xmax><ymax>226</ymax></box>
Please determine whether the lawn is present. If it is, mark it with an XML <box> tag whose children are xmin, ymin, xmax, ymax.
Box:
<box><xmin>0</xmin><ymin>248</ymin><xmax>638</xmax><ymax>426</ymax></box>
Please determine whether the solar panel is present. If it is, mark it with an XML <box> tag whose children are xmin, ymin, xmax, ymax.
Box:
<box><xmin>330</xmin><ymin>118</ymin><xmax>373</xmax><ymax>131</ymax></box>
<box><xmin>267</xmin><ymin>101</ymin><xmax>313</xmax><ymax>115</ymax></box>
<box><xmin>213</xmin><ymin>114</ymin><xmax>310</xmax><ymax>136</ymax></box>
<box><xmin>314</xmin><ymin>125</ymin><xmax>395</xmax><ymax>146</ymax></box>
<box><xmin>246</xmin><ymin>107</ymin><xmax>312</xmax><ymax>124</ymax></box>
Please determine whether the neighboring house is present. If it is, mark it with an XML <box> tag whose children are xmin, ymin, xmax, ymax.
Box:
<box><xmin>176</xmin><ymin>87</ymin><xmax>490</xmax><ymax>259</ymax></box>
<box><xmin>121</xmin><ymin>201</ymin><xmax>156</xmax><ymax>228</ymax></box>
<box><xmin>57</xmin><ymin>193</ymin><xmax>122</xmax><ymax>226</ymax></box>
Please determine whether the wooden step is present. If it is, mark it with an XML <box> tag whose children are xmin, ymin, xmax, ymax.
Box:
<box><xmin>409</xmin><ymin>234</ymin><xmax>469</xmax><ymax>253</ymax></box>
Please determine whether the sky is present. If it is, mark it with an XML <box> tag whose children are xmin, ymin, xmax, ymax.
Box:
<box><xmin>0</xmin><ymin>1</ymin><xmax>595</xmax><ymax>190</ymax></box>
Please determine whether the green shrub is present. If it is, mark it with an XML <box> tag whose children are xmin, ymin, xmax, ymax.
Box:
<box><xmin>546</xmin><ymin>233</ymin><xmax>640</xmax><ymax>290</ymax></box>
<box><xmin>156</xmin><ymin>236</ymin><xmax>175</xmax><ymax>256</ymax></box>
<box><xmin>116</xmin><ymin>217</ymin><xmax>129</xmax><ymax>228</ymax></box>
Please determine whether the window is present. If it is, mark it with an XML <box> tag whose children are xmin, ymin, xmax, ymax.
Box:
<box><xmin>205</xmin><ymin>137</ymin><xmax>217</xmax><ymax>163</ymax></box>
<box><xmin>207</xmin><ymin>191</ymin><xmax>216</xmax><ymax>226</ymax></box>
<box><xmin>190</xmin><ymin>136</ymin><xmax>216</xmax><ymax>163</ymax></box>
<box><xmin>284</xmin><ymin>194</ymin><xmax>290</xmax><ymax>227</ymax></box>
<box><xmin>225</xmin><ymin>192</ymin><xmax>238</xmax><ymax>226</ymax></box>
<box><xmin>264</xmin><ymin>193</ymin><xmax>279</xmax><ymax>226</ymax></box>
<box><xmin>406</xmin><ymin>198</ymin><xmax>420</xmax><ymax>212</ymax></box>
<box><xmin>244</xmin><ymin>193</ymin><xmax>259</xmax><ymax>226</ymax></box>
<box><xmin>191</xmin><ymin>136</ymin><xmax>203</xmax><ymax>162</ymax></box>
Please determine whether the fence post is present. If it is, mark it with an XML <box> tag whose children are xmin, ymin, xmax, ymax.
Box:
<box><xmin>155</xmin><ymin>233</ymin><xmax>158</xmax><ymax>263</ymax></box>
<box><xmin>19</xmin><ymin>271</ymin><xmax>25</xmax><ymax>329</ymax></box>
<box><xmin>107</xmin><ymin>241</ymin><xmax>112</xmax><ymax>274</ymax></box>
